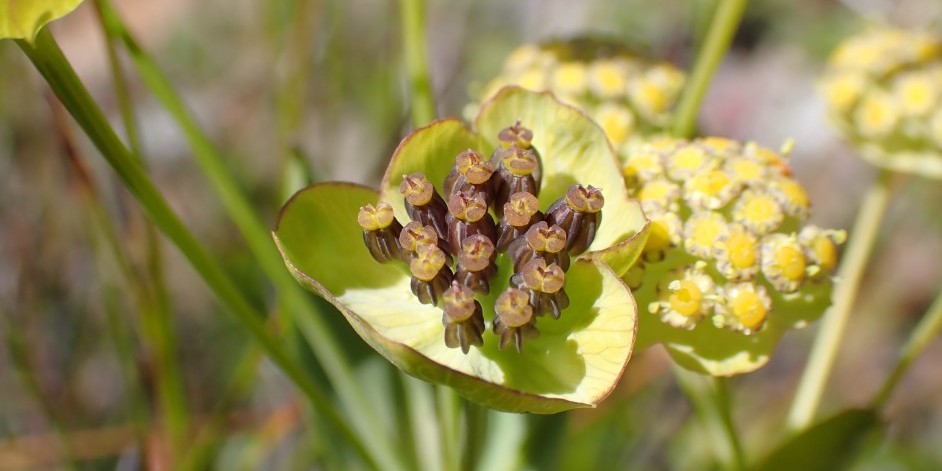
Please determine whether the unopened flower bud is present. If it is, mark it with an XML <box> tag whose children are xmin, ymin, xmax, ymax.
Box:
<box><xmin>455</xmin><ymin>235</ymin><xmax>497</xmax><ymax>294</ymax></box>
<box><xmin>357</xmin><ymin>202</ymin><xmax>403</xmax><ymax>263</ymax></box>
<box><xmin>409</xmin><ymin>244</ymin><xmax>454</xmax><ymax>306</ymax></box>
<box><xmin>493</xmin><ymin>288</ymin><xmax>539</xmax><ymax>352</ymax></box>
<box><xmin>441</xmin><ymin>281</ymin><xmax>486</xmax><ymax>354</ymax></box>
<box><xmin>399</xmin><ymin>221</ymin><xmax>451</xmax><ymax>263</ymax></box>
<box><xmin>493</xmin><ymin>146</ymin><xmax>541</xmax><ymax>215</ymax></box>
<box><xmin>444</xmin><ymin>149</ymin><xmax>495</xmax><ymax>203</ymax></box>
<box><xmin>497</xmin><ymin>121</ymin><xmax>535</xmax><ymax>150</ymax></box>
<box><xmin>401</xmin><ymin>173</ymin><xmax>449</xmax><ymax>243</ymax></box>
<box><xmin>496</xmin><ymin>192</ymin><xmax>543</xmax><ymax>251</ymax></box>
<box><xmin>544</xmin><ymin>184</ymin><xmax>604</xmax><ymax>255</ymax></box>
<box><xmin>446</xmin><ymin>191</ymin><xmax>497</xmax><ymax>253</ymax></box>
<box><xmin>511</xmin><ymin>259</ymin><xmax>569</xmax><ymax>319</ymax></box>
<box><xmin>507</xmin><ymin>221</ymin><xmax>570</xmax><ymax>273</ymax></box>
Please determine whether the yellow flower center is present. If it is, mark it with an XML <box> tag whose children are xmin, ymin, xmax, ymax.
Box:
<box><xmin>690</xmin><ymin>169</ymin><xmax>731</xmax><ymax>198</ymax></box>
<box><xmin>671</xmin><ymin>146</ymin><xmax>708</xmax><ymax>174</ymax></box>
<box><xmin>824</xmin><ymin>73</ymin><xmax>865</xmax><ymax>112</ymax></box>
<box><xmin>895</xmin><ymin>73</ymin><xmax>936</xmax><ymax>116</ymax></box>
<box><xmin>690</xmin><ymin>215</ymin><xmax>724</xmax><ymax>251</ymax></box>
<box><xmin>639</xmin><ymin>180</ymin><xmax>676</xmax><ymax>205</ymax></box>
<box><xmin>669</xmin><ymin>280</ymin><xmax>703</xmax><ymax>317</ymax></box>
<box><xmin>517</xmin><ymin>69</ymin><xmax>546</xmax><ymax>91</ymax></box>
<box><xmin>731</xmin><ymin>290</ymin><xmax>767</xmax><ymax>330</ymax></box>
<box><xmin>589</xmin><ymin>60</ymin><xmax>627</xmax><ymax>97</ymax></box>
<box><xmin>727</xmin><ymin>233</ymin><xmax>757</xmax><ymax>269</ymax></box>
<box><xmin>736</xmin><ymin>193</ymin><xmax>781</xmax><ymax>232</ymax></box>
<box><xmin>594</xmin><ymin>104</ymin><xmax>635</xmax><ymax>146</ymax></box>
<box><xmin>775</xmin><ymin>245</ymin><xmax>806</xmax><ymax>282</ymax></box>
<box><xmin>728</xmin><ymin>159</ymin><xmax>763</xmax><ymax>182</ymax></box>
<box><xmin>553</xmin><ymin>62</ymin><xmax>588</xmax><ymax>95</ymax></box>
<box><xmin>855</xmin><ymin>91</ymin><xmax>900</xmax><ymax>137</ymax></box>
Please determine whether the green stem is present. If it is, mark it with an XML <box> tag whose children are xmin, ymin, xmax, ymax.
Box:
<box><xmin>787</xmin><ymin>170</ymin><xmax>894</xmax><ymax>430</ymax></box>
<box><xmin>671</xmin><ymin>0</ymin><xmax>750</xmax><ymax>138</ymax></box>
<box><xmin>673</xmin><ymin>367</ymin><xmax>745</xmax><ymax>471</ymax></box>
<box><xmin>873</xmin><ymin>287</ymin><xmax>942</xmax><ymax>409</ymax></box>
<box><xmin>400</xmin><ymin>0</ymin><xmax>436</xmax><ymax>127</ymax></box>
<box><xmin>436</xmin><ymin>386</ymin><xmax>461</xmax><ymax>471</ymax></box>
<box><xmin>93</xmin><ymin>4</ymin><xmax>406</xmax><ymax>469</ymax></box>
<box><xmin>89</xmin><ymin>1</ymin><xmax>189</xmax><ymax>454</ymax></box>
<box><xmin>461</xmin><ymin>402</ymin><xmax>488</xmax><ymax>471</ymax></box>
<box><xmin>16</xmin><ymin>29</ymin><xmax>379</xmax><ymax>469</ymax></box>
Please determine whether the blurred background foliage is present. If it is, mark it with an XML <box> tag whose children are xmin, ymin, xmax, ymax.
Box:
<box><xmin>1</xmin><ymin>0</ymin><xmax>942</xmax><ymax>469</ymax></box>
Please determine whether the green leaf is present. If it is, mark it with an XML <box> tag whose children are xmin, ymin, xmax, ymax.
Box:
<box><xmin>633</xmin><ymin>252</ymin><xmax>834</xmax><ymax>376</ymax></box>
<box><xmin>474</xmin><ymin>87</ymin><xmax>650</xmax><ymax>276</ymax></box>
<box><xmin>274</xmin><ymin>182</ymin><xmax>638</xmax><ymax>413</ymax></box>
<box><xmin>753</xmin><ymin>408</ymin><xmax>881</xmax><ymax>471</ymax></box>
<box><xmin>1</xmin><ymin>0</ymin><xmax>83</xmax><ymax>41</ymax></box>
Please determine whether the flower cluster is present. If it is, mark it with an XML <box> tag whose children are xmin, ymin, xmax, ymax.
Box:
<box><xmin>624</xmin><ymin>137</ymin><xmax>845</xmax><ymax>374</ymax></box>
<box><xmin>357</xmin><ymin>123</ymin><xmax>604</xmax><ymax>353</ymax></box>
<box><xmin>821</xmin><ymin>27</ymin><xmax>942</xmax><ymax>177</ymax></box>
<box><xmin>468</xmin><ymin>38</ymin><xmax>685</xmax><ymax>148</ymax></box>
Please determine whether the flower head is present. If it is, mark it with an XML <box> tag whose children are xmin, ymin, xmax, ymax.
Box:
<box><xmin>467</xmin><ymin>38</ymin><xmax>686</xmax><ymax>149</ymax></box>
<box><xmin>274</xmin><ymin>88</ymin><xmax>649</xmax><ymax>412</ymax></box>
<box><xmin>821</xmin><ymin>27</ymin><xmax>942</xmax><ymax>178</ymax></box>
<box><xmin>624</xmin><ymin>137</ymin><xmax>845</xmax><ymax>375</ymax></box>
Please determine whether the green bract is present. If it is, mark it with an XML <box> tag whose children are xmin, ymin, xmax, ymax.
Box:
<box><xmin>274</xmin><ymin>87</ymin><xmax>649</xmax><ymax>413</ymax></box>
<box><xmin>0</xmin><ymin>0</ymin><xmax>83</xmax><ymax>41</ymax></box>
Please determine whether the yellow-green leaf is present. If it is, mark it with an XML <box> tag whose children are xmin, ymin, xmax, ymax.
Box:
<box><xmin>274</xmin><ymin>182</ymin><xmax>638</xmax><ymax>413</ymax></box>
<box><xmin>1</xmin><ymin>0</ymin><xmax>84</xmax><ymax>41</ymax></box>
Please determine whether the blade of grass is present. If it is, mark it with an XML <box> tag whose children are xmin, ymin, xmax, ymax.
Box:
<box><xmin>872</xmin><ymin>286</ymin><xmax>942</xmax><ymax>409</ymax></box>
<box><xmin>92</xmin><ymin>3</ymin><xmax>407</xmax><ymax>469</ymax></box>
<box><xmin>787</xmin><ymin>170</ymin><xmax>894</xmax><ymax>430</ymax></box>
<box><xmin>15</xmin><ymin>29</ymin><xmax>383</xmax><ymax>470</ymax></box>
<box><xmin>673</xmin><ymin>367</ymin><xmax>746</xmax><ymax>471</ymax></box>
<box><xmin>671</xmin><ymin>0</ymin><xmax>750</xmax><ymax>138</ymax></box>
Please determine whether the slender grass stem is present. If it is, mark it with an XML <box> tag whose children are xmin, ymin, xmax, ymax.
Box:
<box><xmin>400</xmin><ymin>0</ymin><xmax>436</xmax><ymax>127</ymax></box>
<box><xmin>873</xmin><ymin>287</ymin><xmax>942</xmax><ymax>409</ymax></box>
<box><xmin>92</xmin><ymin>3</ymin><xmax>407</xmax><ymax>469</ymax></box>
<box><xmin>787</xmin><ymin>169</ymin><xmax>894</xmax><ymax>430</ymax></box>
<box><xmin>671</xmin><ymin>0</ymin><xmax>750</xmax><ymax>138</ymax></box>
<box><xmin>16</xmin><ymin>29</ymin><xmax>383</xmax><ymax>470</ymax></box>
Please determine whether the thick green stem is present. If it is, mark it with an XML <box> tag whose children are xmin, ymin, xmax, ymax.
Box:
<box><xmin>671</xmin><ymin>0</ymin><xmax>750</xmax><ymax>138</ymax></box>
<box><xmin>400</xmin><ymin>0</ymin><xmax>436</xmax><ymax>127</ymax></box>
<box><xmin>673</xmin><ymin>367</ymin><xmax>745</xmax><ymax>471</ymax></box>
<box><xmin>873</xmin><ymin>287</ymin><xmax>942</xmax><ymax>409</ymax></box>
<box><xmin>16</xmin><ymin>29</ymin><xmax>380</xmax><ymax>469</ymax></box>
<box><xmin>787</xmin><ymin>170</ymin><xmax>894</xmax><ymax>430</ymax></box>
<box><xmin>93</xmin><ymin>3</ymin><xmax>407</xmax><ymax>469</ymax></box>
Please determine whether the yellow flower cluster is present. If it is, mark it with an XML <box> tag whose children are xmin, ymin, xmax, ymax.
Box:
<box><xmin>624</xmin><ymin>137</ymin><xmax>845</xmax><ymax>335</ymax></box>
<box><xmin>821</xmin><ymin>27</ymin><xmax>942</xmax><ymax>177</ymax></box>
<box><xmin>469</xmin><ymin>38</ymin><xmax>685</xmax><ymax>148</ymax></box>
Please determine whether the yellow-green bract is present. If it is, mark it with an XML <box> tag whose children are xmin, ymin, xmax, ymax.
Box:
<box><xmin>1</xmin><ymin>0</ymin><xmax>84</xmax><ymax>42</ymax></box>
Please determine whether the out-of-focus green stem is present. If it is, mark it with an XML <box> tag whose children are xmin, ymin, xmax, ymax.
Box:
<box><xmin>671</xmin><ymin>0</ymin><xmax>750</xmax><ymax>138</ymax></box>
<box><xmin>400</xmin><ymin>0</ymin><xmax>436</xmax><ymax>127</ymax></box>
<box><xmin>673</xmin><ymin>367</ymin><xmax>745</xmax><ymax>471</ymax></box>
<box><xmin>16</xmin><ymin>29</ymin><xmax>381</xmax><ymax>469</ymax></box>
<box><xmin>787</xmin><ymin>170</ymin><xmax>894</xmax><ymax>431</ymax></box>
<box><xmin>89</xmin><ymin>0</ymin><xmax>189</xmax><ymax>455</ymax></box>
<box><xmin>92</xmin><ymin>3</ymin><xmax>406</xmax><ymax>469</ymax></box>
<box><xmin>873</xmin><ymin>287</ymin><xmax>942</xmax><ymax>409</ymax></box>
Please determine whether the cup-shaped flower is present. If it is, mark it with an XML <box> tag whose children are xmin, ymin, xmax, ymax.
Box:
<box><xmin>622</xmin><ymin>137</ymin><xmax>846</xmax><ymax>376</ymax></box>
<box><xmin>821</xmin><ymin>27</ymin><xmax>942</xmax><ymax>178</ymax></box>
<box><xmin>1</xmin><ymin>0</ymin><xmax>84</xmax><ymax>41</ymax></box>
<box><xmin>274</xmin><ymin>87</ymin><xmax>650</xmax><ymax>413</ymax></box>
<box><xmin>466</xmin><ymin>38</ymin><xmax>686</xmax><ymax>150</ymax></box>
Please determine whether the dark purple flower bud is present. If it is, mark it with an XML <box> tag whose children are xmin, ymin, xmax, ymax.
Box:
<box><xmin>544</xmin><ymin>184</ymin><xmax>604</xmax><ymax>255</ymax></box>
<box><xmin>496</xmin><ymin>121</ymin><xmax>535</xmax><ymax>151</ymax></box>
<box><xmin>400</xmin><ymin>173</ymin><xmax>449</xmax><ymax>244</ymax></box>
<box><xmin>357</xmin><ymin>202</ymin><xmax>403</xmax><ymax>263</ymax></box>
<box><xmin>455</xmin><ymin>234</ymin><xmax>497</xmax><ymax>294</ymax></box>
<box><xmin>493</xmin><ymin>288</ymin><xmax>539</xmax><ymax>352</ymax></box>
<box><xmin>399</xmin><ymin>221</ymin><xmax>452</xmax><ymax>263</ymax></box>
<box><xmin>443</xmin><ymin>149</ymin><xmax>495</xmax><ymax>203</ymax></box>
<box><xmin>441</xmin><ymin>281</ymin><xmax>485</xmax><ymax>354</ymax></box>
<box><xmin>492</xmin><ymin>147</ymin><xmax>541</xmax><ymax>216</ymax></box>
<box><xmin>409</xmin><ymin>244</ymin><xmax>454</xmax><ymax>306</ymax></box>
<box><xmin>511</xmin><ymin>259</ymin><xmax>570</xmax><ymax>319</ymax></box>
<box><xmin>446</xmin><ymin>191</ymin><xmax>497</xmax><ymax>254</ymax></box>
<box><xmin>507</xmin><ymin>221</ymin><xmax>570</xmax><ymax>273</ymax></box>
<box><xmin>496</xmin><ymin>192</ymin><xmax>543</xmax><ymax>252</ymax></box>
